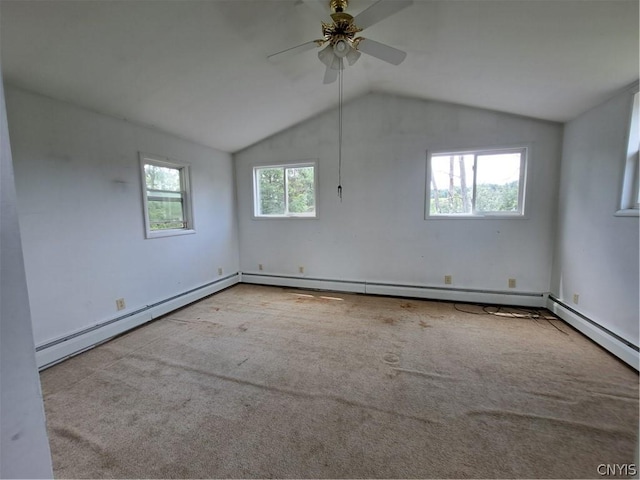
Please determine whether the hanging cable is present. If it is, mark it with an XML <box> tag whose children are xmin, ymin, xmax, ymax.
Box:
<box><xmin>337</xmin><ymin>58</ymin><xmax>343</xmax><ymax>201</ymax></box>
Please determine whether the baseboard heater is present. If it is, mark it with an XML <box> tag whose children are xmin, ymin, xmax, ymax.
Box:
<box><xmin>240</xmin><ymin>273</ymin><xmax>547</xmax><ymax>307</ymax></box>
<box><xmin>547</xmin><ymin>295</ymin><xmax>639</xmax><ymax>371</ymax></box>
<box><xmin>36</xmin><ymin>273</ymin><xmax>240</xmax><ymax>370</ymax></box>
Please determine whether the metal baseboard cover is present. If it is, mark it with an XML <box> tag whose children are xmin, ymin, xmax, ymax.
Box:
<box><xmin>240</xmin><ymin>273</ymin><xmax>546</xmax><ymax>307</ymax></box>
<box><xmin>547</xmin><ymin>295</ymin><xmax>638</xmax><ymax>370</ymax></box>
<box><xmin>36</xmin><ymin>273</ymin><xmax>240</xmax><ymax>369</ymax></box>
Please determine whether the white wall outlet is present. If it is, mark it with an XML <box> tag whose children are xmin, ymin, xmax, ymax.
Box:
<box><xmin>508</xmin><ymin>278</ymin><xmax>516</xmax><ymax>288</ymax></box>
<box><xmin>299</xmin><ymin>266</ymin><xmax>304</xmax><ymax>274</ymax></box>
<box><xmin>116</xmin><ymin>298</ymin><xmax>126</xmax><ymax>311</ymax></box>
<box><xmin>444</xmin><ymin>275</ymin><xmax>452</xmax><ymax>285</ymax></box>
<box><xmin>218</xmin><ymin>267</ymin><xmax>223</xmax><ymax>276</ymax></box>
<box><xmin>573</xmin><ymin>293</ymin><xmax>579</xmax><ymax>304</ymax></box>
<box><xmin>258</xmin><ymin>264</ymin><xmax>263</xmax><ymax>271</ymax></box>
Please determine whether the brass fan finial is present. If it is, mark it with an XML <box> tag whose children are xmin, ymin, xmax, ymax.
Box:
<box><xmin>330</xmin><ymin>0</ymin><xmax>348</xmax><ymax>13</ymax></box>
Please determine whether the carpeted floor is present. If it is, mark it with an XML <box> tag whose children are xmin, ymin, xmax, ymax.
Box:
<box><xmin>41</xmin><ymin>284</ymin><xmax>638</xmax><ymax>479</ymax></box>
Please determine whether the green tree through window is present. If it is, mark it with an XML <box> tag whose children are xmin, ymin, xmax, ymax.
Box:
<box><xmin>140</xmin><ymin>153</ymin><xmax>193</xmax><ymax>237</ymax></box>
<box><xmin>254</xmin><ymin>163</ymin><xmax>316</xmax><ymax>217</ymax></box>
<box><xmin>428</xmin><ymin>148</ymin><xmax>526</xmax><ymax>217</ymax></box>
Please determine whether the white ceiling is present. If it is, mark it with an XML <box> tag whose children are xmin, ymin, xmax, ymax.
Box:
<box><xmin>1</xmin><ymin>0</ymin><xmax>638</xmax><ymax>153</ymax></box>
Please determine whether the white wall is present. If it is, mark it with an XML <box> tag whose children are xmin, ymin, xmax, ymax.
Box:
<box><xmin>0</xmin><ymin>77</ymin><xmax>53</xmax><ymax>478</ymax></box>
<box><xmin>551</xmin><ymin>85</ymin><xmax>639</xmax><ymax>346</ymax></box>
<box><xmin>7</xmin><ymin>87</ymin><xmax>239</xmax><ymax>349</ymax></box>
<box><xmin>235</xmin><ymin>93</ymin><xmax>563</xmax><ymax>295</ymax></box>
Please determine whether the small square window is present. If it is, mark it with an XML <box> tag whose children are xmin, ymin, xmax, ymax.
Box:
<box><xmin>140</xmin><ymin>153</ymin><xmax>194</xmax><ymax>238</ymax></box>
<box><xmin>253</xmin><ymin>162</ymin><xmax>317</xmax><ymax>218</ymax></box>
<box><xmin>426</xmin><ymin>147</ymin><xmax>527</xmax><ymax>218</ymax></box>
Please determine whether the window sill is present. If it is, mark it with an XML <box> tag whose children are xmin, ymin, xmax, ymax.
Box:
<box><xmin>425</xmin><ymin>214</ymin><xmax>527</xmax><ymax>220</ymax></box>
<box><xmin>145</xmin><ymin>229</ymin><xmax>196</xmax><ymax>239</ymax></box>
<box><xmin>252</xmin><ymin>213</ymin><xmax>318</xmax><ymax>220</ymax></box>
<box><xmin>614</xmin><ymin>209</ymin><xmax>639</xmax><ymax>217</ymax></box>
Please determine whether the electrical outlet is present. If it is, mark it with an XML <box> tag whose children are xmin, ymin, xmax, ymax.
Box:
<box><xmin>573</xmin><ymin>293</ymin><xmax>579</xmax><ymax>304</ymax></box>
<box><xmin>218</xmin><ymin>267</ymin><xmax>223</xmax><ymax>276</ymax></box>
<box><xmin>444</xmin><ymin>275</ymin><xmax>452</xmax><ymax>285</ymax></box>
<box><xmin>299</xmin><ymin>266</ymin><xmax>304</xmax><ymax>274</ymax></box>
<box><xmin>116</xmin><ymin>298</ymin><xmax>126</xmax><ymax>311</ymax></box>
<box><xmin>259</xmin><ymin>264</ymin><xmax>263</xmax><ymax>271</ymax></box>
<box><xmin>508</xmin><ymin>278</ymin><xmax>516</xmax><ymax>289</ymax></box>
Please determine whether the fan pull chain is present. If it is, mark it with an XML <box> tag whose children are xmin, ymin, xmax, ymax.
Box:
<box><xmin>338</xmin><ymin>59</ymin><xmax>343</xmax><ymax>201</ymax></box>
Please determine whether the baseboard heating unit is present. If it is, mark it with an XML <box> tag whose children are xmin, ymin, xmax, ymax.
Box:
<box><xmin>547</xmin><ymin>295</ymin><xmax>638</xmax><ymax>370</ymax></box>
<box><xmin>36</xmin><ymin>273</ymin><xmax>240</xmax><ymax>370</ymax></box>
<box><xmin>240</xmin><ymin>273</ymin><xmax>547</xmax><ymax>307</ymax></box>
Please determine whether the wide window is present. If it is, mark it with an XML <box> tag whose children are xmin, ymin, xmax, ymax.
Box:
<box><xmin>426</xmin><ymin>147</ymin><xmax>527</xmax><ymax>218</ymax></box>
<box><xmin>253</xmin><ymin>162</ymin><xmax>317</xmax><ymax>218</ymax></box>
<box><xmin>140</xmin><ymin>153</ymin><xmax>194</xmax><ymax>238</ymax></box>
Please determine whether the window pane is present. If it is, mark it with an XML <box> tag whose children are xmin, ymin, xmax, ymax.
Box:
<box><xmin>144</xmin><ymin>164</ymin><xmax>181</xmax><ymax>191</ymax></box>
<box><xmin>286</xmin><ymin>166</ymin><xmax>315</xmax><ymax>215</ymax></box>
<box><xmin>430</xmin><ymin>154</ymin><xmax>473</xmax><ymax>214</ymax></box>
<box><xmin>257</xmin><ymin>167</ymin><xmax>285</xmax><ymax>215</ymax></box>
<box><xmin>147</xmin><ymin>191</ymin><xmax>185</xmax><ymax>230</ymax></box>
<box><xmin>475</xmin><ymin>153</ymin><xmax>521</xmax><ymax>212</ymax></box>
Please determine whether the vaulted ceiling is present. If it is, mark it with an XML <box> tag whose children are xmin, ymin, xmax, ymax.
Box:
<box><xmin>1</xmin><ymin>0</ymin><xmax>638</xmax><ymax>152</ymax></box>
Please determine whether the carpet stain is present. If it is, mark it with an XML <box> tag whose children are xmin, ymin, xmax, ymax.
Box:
<box><xmin>382</xmin><ymin>317</ymin><xmax>396</xmax><ymax>325</ymax></box>
<box><xmin>418</xmin><ymin>320</ymin><xmax>432</xmax><ymax>328</ymax></box>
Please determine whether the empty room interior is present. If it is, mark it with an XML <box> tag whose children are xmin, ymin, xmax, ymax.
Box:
<box><xmin>1</xmin><ymin>0</ymin><xmax>639</xmax><ymax>478</ymax></box>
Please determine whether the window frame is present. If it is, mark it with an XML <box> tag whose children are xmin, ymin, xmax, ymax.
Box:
<box><xmin>616</xmin><ymin>89</ymin><xmax>639</xmax><ymax>217</ymax></box>
<box><xmin>252</xmin><ymin>160</ymin><xmax>319</xmax><ymax>219</ymax></box>
<box><xmin>425</xmin><ymin>146</ymin><xmax>528</xmax><ymax>219</ymax></box>
<box><xmin>139</xmin><ymin>152</ymin><xmax>195</xmax><ymax>238</ymax></box>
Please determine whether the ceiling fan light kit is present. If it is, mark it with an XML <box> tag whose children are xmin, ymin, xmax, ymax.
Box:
<box><xmin>268</xmin><ymin>0</ymin><xmax>414</xmax><ymax>199</ymax></box>
<box><xmin>270</xmin><ymin>0</ymin><xmax>413</xmax><ymax>81</ymax></box>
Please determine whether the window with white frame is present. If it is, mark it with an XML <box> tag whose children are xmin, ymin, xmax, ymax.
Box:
<box><xmin>253</xmin><ymin>162</ymin><xmax>317</xmax><ymax>218</ymax></box>
<box><xmin>140</xmin><ymin>153</ymin><xmax>194</xmax><ymax>238</ymax></box>
<box><xmin>618</xmin><ymin>90</ymin><xmax>639</xmax><ymax>215</ymax></box>
<box><xmin>426</xmin><ymin>147</ymin><xmax>527</xmax><ymax>217</ymax></box>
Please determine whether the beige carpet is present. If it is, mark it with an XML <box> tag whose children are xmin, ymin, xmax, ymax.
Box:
<box><xmin>41</xmin><ymin>284</ymin><xmax>638</xmax><ymax>479</ymax></box>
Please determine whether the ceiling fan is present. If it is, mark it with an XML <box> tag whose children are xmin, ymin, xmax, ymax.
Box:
<box><xmin>268</xmin><ymin>0</ymin><xmax>413</xmax><ymax>84</ymax></box>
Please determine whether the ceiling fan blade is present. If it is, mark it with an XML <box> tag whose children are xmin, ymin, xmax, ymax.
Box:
<box><xmin>268</xmin><ymin>40</ymin><xmax>322</xmax><ymax>61</ymax></box>
<box><xmin>296</xmin><ymin>0</ymin><xmax>332</xmax><ymax>23</ymax></box>
<box><xmin>353</xmin><ymin>0</ymin><xmax>413</xmax><ymax>30</ymax></box>
<box><xmin>323</xmin><ymin>65</ymin><xmax>339</xmax><ymax>84</ymax></box>
<box><xmin>356</xmin><ymin>38</ymin><xmax>407</xmax><ymax>65</ymax></box>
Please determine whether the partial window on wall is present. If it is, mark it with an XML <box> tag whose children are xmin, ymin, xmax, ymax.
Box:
<box><xmin>253</xmin><ymin>162</ymin><xmax>317</xmax><ymax>218</ymax></box>
<box><xmin>140</xmin><ymin>153</ymin><xmax>195</xmax><ymax>238</ymax></box>
<box><xmin>617</xmin><ymin>90</ymin><xmax>639</xmax><ymax>216</ymax></box>
<box><xmin>426</xmin><ymin>147</ymin><xmax>527</xmax><ymax>218</ymax></box>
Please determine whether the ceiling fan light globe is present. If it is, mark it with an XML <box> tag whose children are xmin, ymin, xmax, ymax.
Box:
<box><xmin>330</xmin><ymin>55</ymin><xmax>343</xmax><ymax>71</ymax></box>
<box><xmin>318</xmin><ymin>44</ymin><xmax>335</xmax><ymax>67</ymax></box>
<box><xmin>333</xmin><ymin>39</ymin><xmax>349</xmax><ymax>58</ymax></box>
<box><xmin>345</xmin><ymin>47</ymin><xmax>361</xmax><ymax>66</ymax></box>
